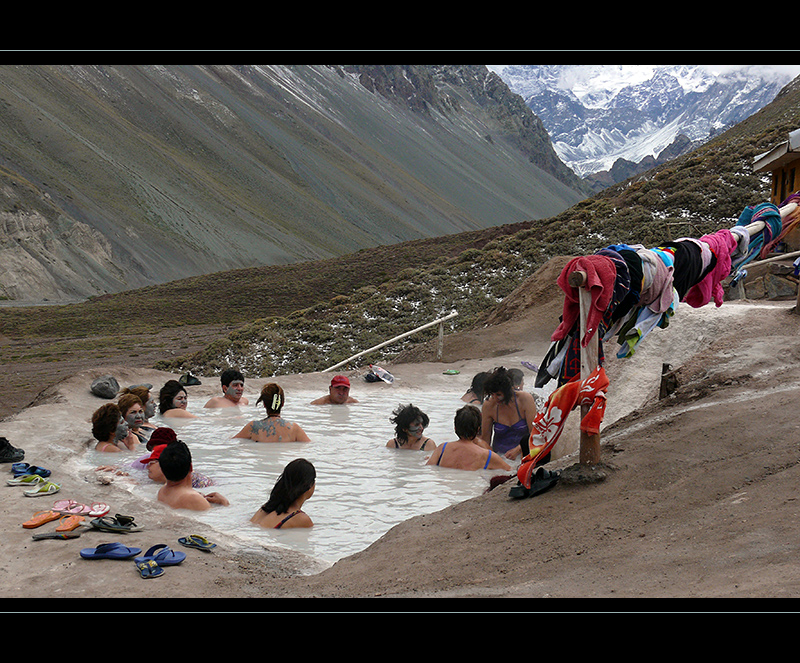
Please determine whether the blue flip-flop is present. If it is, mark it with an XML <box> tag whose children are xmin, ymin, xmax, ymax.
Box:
<box><xmin>133</xmin><ymin>544</ymin><xmax>186</xmax><ymax>566</ymax></box>
<box><xmin>80</xmin><ymin>542</ymin><xmax>142</xmax><ymax>560</ymax></box>
<box><xmin>13</xmin><ymin>465</ymin><xmax>51</xmax><ymax>478</ymax></box>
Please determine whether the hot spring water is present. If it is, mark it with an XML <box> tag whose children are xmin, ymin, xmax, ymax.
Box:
<box><xmin>85</xmin><ymin>387</ymin><xmax>507</xmax><ymax>565</ymax></box>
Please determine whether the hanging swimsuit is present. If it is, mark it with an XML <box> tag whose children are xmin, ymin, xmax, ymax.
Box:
<box><xmin>492</xmin><ymin>395</ymin><xmax>529</xmax><ymax>455</ymax></box>
<box><xmin>393</xmin><ymin>437</ymin><xmax>432</xmax><ymax>450</ymax></box>
<box><xmin>435</xmin><ymin>442</ymin><xmax>493</xmax><ymax>469</ymax></box>
<box><xmin>275</xmin><ymin>510</ymin><xmax>305</xmax><ymax>529</ymax></box>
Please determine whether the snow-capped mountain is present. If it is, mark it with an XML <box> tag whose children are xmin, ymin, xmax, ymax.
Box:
<box><xmin>492</xmin><ymin>65</ymin><xmax>794</xmax><ymax>182</ymax></box>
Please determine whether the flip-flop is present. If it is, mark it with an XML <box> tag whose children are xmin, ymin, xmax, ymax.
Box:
<box><xmin>53</xmin><ymin>501</ymin><xmax>109</xmax><ymax>517</ymax></box>
<box><xmin>135</xmin><ymin>560</ymin><xmax>164</xmax><ymax>579</ymax></box>
<box><xmin>13</xmin><ymin>465</ymin><xmax>51</xmax><ymax>478</ymax></box>
<box><xmin>509</xmin><ymin>467</ymin><xmax>561</xmax><ymax>500</ymax></box>
<box><xmin>7</xmin><ymin>474</ymin><xmax>46</xmax><ymax>486</ymax></box>
<box><xmin>24</xmin><ymin>481</ymin><xmax>60</xmax><ymax>497</ymax></box>
<box><xmin>89</xmin><ymin>515</ymin><xmax>141</xmax><ymax>533</ymax></box>
<box><xmin>178</xmin><ymin>535</ymin><xmax>216</xmax><ymax>552</ymax></box>
<box><xmin>11</xmin><ymin>462</ymin><xmax>30</xmax><ymax>473</ymax></box>
<box><xmin>80</xmin><ymin>542</ymin><xmax>142</xmax><ymax>560</ymax></box>
<box><xmin>32</xmin><ymin>530</ymin><xmax>83</xmax><ymax>541</ymax></box>
<box><xmin>56</xmin><ymin>515</ymin><xmax>85</xmax><ymax>532</ymax></box>
<box><xmin>53</xmin><ymin>500</ymin><xmax>93</xmax><ymax>516</ymax></box>
<box><xmin>521</xmin><ymin>361</ymin><xmax>538</xmax><ymax>372</ymax></box>
<box><xmin>134</xmin><ymin>544</ymin><xmax>186</xmax><ymax>567</ymax></box>
<box><xmin>22</xmin><ymin>510</ymin><xmax>61</xmax><ymax>529</ymax></box>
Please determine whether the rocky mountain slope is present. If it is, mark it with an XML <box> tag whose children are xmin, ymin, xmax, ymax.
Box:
<box><xmin>496</xmin><ymin>65</ymin><xmax>792</xmax><ymax>188</ymax></box>
<box><xmin>0</xmin><ymin>64</ymin><xmax>588</xmax><ymax>302</ymax></box>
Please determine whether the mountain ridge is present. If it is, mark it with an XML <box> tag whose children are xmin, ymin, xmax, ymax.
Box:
<box><xmin>0</xmin><ymin>64</ymin><xmax>588</xmax><ymax>302</ymax></box>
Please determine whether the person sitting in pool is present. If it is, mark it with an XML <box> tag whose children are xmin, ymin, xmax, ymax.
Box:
<box><xmin>158</xmin><ymin>379</ymin><xmax>197</xmax><ymax>419</ymax></box>
<box><xmin>91</xmin><ymin>403</ymin><xmax>138</xmax><ymax>453</ymax></box>
<box><xmin>117</xmin><ymin>392</ymin><xmax>149</xmax><ymax>445</ymax></box>
<box><xmin>480</xmin><ymin>366</ymin><xmax>538</xmax><ymax>461</ymax></box>
<box><xmin>204</xmin><ymin>368</ymin><xmax>250</xmax><ymax>409</ymax></box>
<box><xmin>426</xmin><ymin>405</ymin><xmax>511</xmax><ymax>472</ymax></box>
<box><xmin>156</xmin><ymin>440</ymin><xmax>229</xmax><ymax>511</ymax></box>
<box><xmin>250</xmin><ymin>458</ymin><xmax>315</xmax><ymax>529</ymax></box>
<box><xmin>119</xmin><ymin>385</ymin><xmax>158</xmax><ymax>432</ymax></box>
<box><xmin>461</xmin><ymin>371</ymin><xmax>490</xmax><ymax>405</ymax></box>
<box><xmin>311</xmin><ymin>375</ymin><xmax>358</xmax><ymax>405</ymax></box>
<box><xmin>233</xmin><ymin>383</ymin><xmax>310</xmax><ymax>443</ymax></box>
<box><xmin>386</xmin><ymin>403</ymin><xmax>436</xmax><ymax>451</ymax></box>
<box><xmin>140</xmin><ymin>442</ymin><xmax>215</xmax><ymax>488</ymax></box>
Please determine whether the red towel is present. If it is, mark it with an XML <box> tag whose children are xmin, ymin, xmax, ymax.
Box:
<box><xmin>551</xmin><ymin>255</ymin><xmax>617</xmax><ymax>347</ymax></box>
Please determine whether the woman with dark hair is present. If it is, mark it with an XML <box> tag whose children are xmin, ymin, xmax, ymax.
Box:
<box><xmin>250</xmin><ymin>459</ymin><xmax>316</xmax><ymax>529</ymax></box>
<box><xmin>91</xmin><ymin>403</ymin><xmax>137</xmax><ymax>452</ymax></box>
<box><xmin>234</xmin><ymin>383</ymin><xmax>309</xmax><ymax>443</ymax></box>
<box><xmin>461</xmin><ymin>372</ymin><xmax>490</xmax><ymax>405</ymax></box>
<box><xmin>426</xmin><ymin>405</ymin><xmax>510</xmax><ymax>471</ymax></box>
<box><xmin>480</xmin><ymin>366</ymin><xmax>538</xmax><ymax>461</ymax></box>
<box><xmin>386</xmin><ymin>403</ymin><xmax>436</xmax><ymax>451</ymax></box>
<box><xmin>158</xmin><ymin>380</ymin><xmax>197</xmax><ymax>419</ymax></box>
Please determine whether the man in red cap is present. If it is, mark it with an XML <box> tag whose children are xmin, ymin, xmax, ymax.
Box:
<box><xmin>311</xmin><ymin>375</ymin><xmax>359</xmax><ymax>405</ymax></box>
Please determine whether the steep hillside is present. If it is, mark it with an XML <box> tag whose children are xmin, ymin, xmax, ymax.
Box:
<box><xmin>0</xmin><ymin>64</ymin><xmax>588</xmax><ymax>301</ymax></box>
<box><xmin>156</xmin><ymin>74</ymin><xmax>800</xmax><ymax>377</ymax></box>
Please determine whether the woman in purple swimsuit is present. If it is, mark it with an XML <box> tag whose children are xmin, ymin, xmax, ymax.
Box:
<box><xmin>250</xmin><ymin>459</ymin><xmax>316</xmax><ymax>529</ymax></box>
<box><xmin>480</xmin><ymin>367</ymin><xmax>539</xmax><ymax>461</ymax></box>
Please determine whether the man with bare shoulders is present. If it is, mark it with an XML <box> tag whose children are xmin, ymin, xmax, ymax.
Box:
<box><xmin>204</xmin><ymin>369</ymin><xmax>249</xmax><ymax>408</ymax></box>
<box><xmin>157</xmin><ymin>441</ymin><xmax>229</xmax><ymax>511</ymax></box>
<box><xmin>311</xmin><ymin>375</ymin><xmax>359</xmax><ymax>405</ymax></box>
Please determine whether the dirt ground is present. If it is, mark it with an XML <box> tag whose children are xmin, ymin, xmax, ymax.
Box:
<box><xmin>2</xmin><ymin>272</ymin><xmax>800</xmax><ymax>610</ymax></box>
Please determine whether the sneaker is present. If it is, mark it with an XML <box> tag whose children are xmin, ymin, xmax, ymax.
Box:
<box><xmin>0</xmin><ymin>437</ymin><xmax>24</xmax><ymax>463</ymax></box>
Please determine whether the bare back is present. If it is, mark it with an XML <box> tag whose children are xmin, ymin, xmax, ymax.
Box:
<box><xmin>235</xmin><ymin>416</ymin><xmax>310</xmax><ymax>443</ymax></box>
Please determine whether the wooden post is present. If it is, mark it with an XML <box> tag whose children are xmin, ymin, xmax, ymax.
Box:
<box><xmin>568</xmin><ymin>270</ymin><xmax>602</xmax><ymax>465</ymax></box>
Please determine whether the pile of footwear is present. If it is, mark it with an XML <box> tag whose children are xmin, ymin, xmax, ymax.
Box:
<box><xmin>6</xmin><ymin>461</ymin><xmax>61</xmax><ymax>497</ymax></box>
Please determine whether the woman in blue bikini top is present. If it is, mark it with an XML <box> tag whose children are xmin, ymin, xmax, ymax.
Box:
<box><xmin>480</xmin><ymin>367</ymin><xmax>538</xmax><ymax>460</ymax></box>
<box><xmin>427</xmin><ymin>405</ymin><xmax>510</xmax><ymax>472</ymax></box>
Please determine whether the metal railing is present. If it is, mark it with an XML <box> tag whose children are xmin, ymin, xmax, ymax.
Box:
<box><xmin>322</xmin><ymin>311</ymin><xmax>458</xmax><ymax>373</ymax></box>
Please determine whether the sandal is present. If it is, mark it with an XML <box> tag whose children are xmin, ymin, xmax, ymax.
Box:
<box><xmin>55</xmin><ymin>515</ymin><xmax>85</xmax><ymax>532</ymax></box>
<box><xmin>53</xmin><ymin>501</ymin><xmax>109</xmax><ymax>517</ymax></box>
<box><xmin>22</xmin><ymin>510</ymin><xmax>61</xmax><ymax>529</ymax></box>
<box><xmin>12</xmin><ymin>465</ymin><xmax>51</xmax><ymax>478</ymax></box>
<box><xmin>24</xmin><ymin>481</ymin><xmax>60</xmax><ymax>497</ymax></box>
<box><xmin>134</xmin><ymin>544</ymin><xmax>186</xmax><ymax>567</ymax></box>
<box><xmin>135</xmin><ymin>559</ymin><xmax>164</xmax><ymax>579</ymax></box>
<box><xmin>178</xmin><ymin>534</ymin><xmax>216</xmax><ymax>551</ymax></box>
<box><xmin>89</xmin><ymin>514</ymin><xmax>141</xmax><ymax>533</ymax></box>
<box><xmin>7</xmin><ymin>474</ymin><xmax>46</xmax><ymax>486</ymax></box>
<box><xmin>80</xmin><ymin>542</ymin><xmax>142</xmax><ymax>560</ymax></box>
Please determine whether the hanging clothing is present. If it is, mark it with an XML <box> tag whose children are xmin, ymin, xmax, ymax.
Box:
<box><xmin>683</xmin><ymin>228</ymin><xmax>739</xmax><ymax>308</ymax></box>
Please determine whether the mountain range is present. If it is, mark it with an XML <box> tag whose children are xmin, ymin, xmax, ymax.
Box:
<box><xmin>0</xmin><ymin>64</ymin><xmax>588</xmax><ymax>302</ymax></box>
<box><xmin>493</xmin><ymin>65</ymin><xmax>794</xmax><ymax>188</ymax></box>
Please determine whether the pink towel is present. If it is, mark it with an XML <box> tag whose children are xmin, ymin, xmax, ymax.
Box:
<box><xmin>684</xmin><ymin>229</ymin><xmax>739</xmax><ymax>308</ymax></box>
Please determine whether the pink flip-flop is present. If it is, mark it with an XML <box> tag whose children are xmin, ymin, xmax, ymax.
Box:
<box><xmin>52</xmin><ymin>500</ymin><xmax>92</xmax><ymax>516</ymax></box>
<box><xmin>89</xmin><ymin>503</ymin><xmax>110</xmax><ymax>517</ymax></box>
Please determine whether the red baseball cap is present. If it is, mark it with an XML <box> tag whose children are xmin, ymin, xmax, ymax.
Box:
<box><xmin>330</xmin><ymin>375</ymin><xmax>350</xmax><ymax>388</ymax></box>
<box><xmin>141</xmin><ymin>444</ymin><xmax>168</xmax><ymax>464</ymax></box>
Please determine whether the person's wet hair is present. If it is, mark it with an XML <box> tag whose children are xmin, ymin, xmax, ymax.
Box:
<box><xmin>469</xmin><ymin>372</ymin><xmax>491</xmax><ymax>401</ymax></box>
<box><xmin>221</xmin><ymin>368</ymin><xmax>244</xmax><ymax>387</ymax></box>
<box><xmin>159</xmin><ymin>379</ymin><xmax>187</xmax><ymax>414</ymax></box>
<box><xmin>483</xmin><ymin>367</ymin><xmax>514</xmax><ymax>404</ymax></box>
<box><xmin>91</xmin><ymin>403</ymin><xmax>121</xmax><ymax>441</ymax></box>
<box><xmin>257</xmin><ymin>383</ymin><xmax>285</xmax><ymax>415</ymax></box>
<box><xmin>260</xmin><ymin>459</ymin><xmax>316</xmax><ymax>515</ymax></box>
<box><xmin>390</xmin><ymin>403</ymin><xmax>430</xmax><ymax>442</ymax></box>
<box><xmin>454</xmin><ymin>404</ymin><xmax>482</xmax><ymax>440</ymax></box>
<box><xmin>158</xmin><ymin>440</ymin><xmax>193</xmax><ymax>482</ymax></box>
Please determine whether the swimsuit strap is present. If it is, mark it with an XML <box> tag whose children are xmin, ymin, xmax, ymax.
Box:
<box><xmin>483</xmin><ymin>450</ymin><xmax>492</xmax><ymax>470</ymax></box>
<box><xmin>436</xmin><ymin>442</ymin><xmax>448</xmax><ymax>466</ymax></box>
<box><xmin>275</xmin><ymin>510</ymin><xmax>303</xmax><ymax>529</ymax></box>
